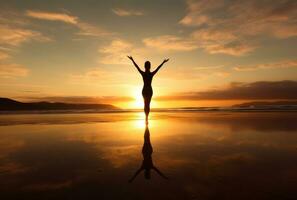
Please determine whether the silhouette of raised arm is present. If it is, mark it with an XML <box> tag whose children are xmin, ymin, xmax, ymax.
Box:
<box><xmin>152</xmin><ymin>59</ymin><xmax>169</xmax><ymax>75</ymax></box>
<box><xmin>153</xmin><ymin>166</ymin><xmax>168</xmax><ymax>179</ymax></box>
<box><xmin>129</xmin><ymin>166</ymin><xmax>143</xmax><ymax>183</ymax></box>
<box><xmin>127</xmin><ymin>56</ymin><xmax>144</xmax><ymax>75</ymax></box>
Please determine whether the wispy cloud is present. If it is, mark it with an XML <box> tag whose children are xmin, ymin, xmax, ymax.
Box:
<box><xmin>163</xmin><ymin>0</ymin><xmax>297</xmax><ymax>56</ymax></box>
<box><xmin>180</xmin><ymin>0</ymin><xmax>297</xmax><ymax>38</ymax></box>
<box><xmin>25</xmin><ymin>10</ymin><xmax>78</xmax><ymax>24</ymax></box>
<box><xmin>195</xmin><ymin>65</ymin><xmax>224</xmax><ymax>70</ymax></box>
<box><xmin>0</xmin><ymin>63</ymin><xmax>28</xmax><ymax>78</ymax></box>
<box><xmin>98</xmin><ymin>39</ymin><xmax>144</xmax><ymax>64</ymax></box>
<box><xmin>68</xmin><ymin>66</ymin><xmax>133</xmax><ymax>87</ymax></box>
<box><xmin>25</xmin><ymin>10</ymin><xmax>112</xmax><ymax>37</ymax></box>
<box><xmin>69</xmin><ymin>68</ymin><xmax>111</xmax><ymax>83</ymax></box>
<box><xmin>0</xmin><ymin>12</ymin><xmax>48</xmax><ymax>79</ymax></box>
<box><xmin>234</xmin><ymin>60</ymin><xmax>297</xmax><ymax>71</ymax></box>
<box><xmin>160</xmin><ymin>65</ymin><xmax>230</xmax><ymax>80</ymax></box>
<box><xmin>142</xmin><ymin>33</ymin><xmax>254</xmax><ymax>56</ymax></box>
<box><xmin>179</xmin><ymin>0</ymin><xmax>222</xmax><ymax>26</ymax></box>
<box><xmin>0</xmin><ymin>24</ymin><xmax>51</xmax><ymax>46</ymax></box>
<box><xmin>112</xmin><ymin>8</ymin><xmax>144</xmax><ymax>16</ymax></box>
<box><xmin>143</xmin><ymin>35</ymin><xmax>199</xmax><ymax>51</ymax></box>
<box><xmin>204</xmin><ymin>42</ymin><xmax>256</xmax><ymax>56</ymax></box>
<box><xmin>75</xmin><ymin>22</ymin><xmax>111</xmax><ymax>37</ymax></box>
<box><xmin>0</xmin><ymin>51</ymin><xmax>9</xmax><ymax>60</ymax></box>
<box><xmin>191</xmin><ymin>28</ymin><xmax>256</xmax><ymax>55</ymax></box>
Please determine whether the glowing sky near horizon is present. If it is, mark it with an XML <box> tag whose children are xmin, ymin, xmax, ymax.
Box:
<box><xmin>0</xmin><ymin>0</ymin><xmax>297</xmax><ymax>108</ymax></box>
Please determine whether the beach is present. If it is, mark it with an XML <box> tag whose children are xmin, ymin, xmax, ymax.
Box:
<box><xmin>0</xmin><ymin>111</ymin><xmax>296</xmax><ymax>200</ymax></box>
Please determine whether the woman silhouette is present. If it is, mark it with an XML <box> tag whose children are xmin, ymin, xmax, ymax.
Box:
<box><xmin>129</xmin><ymin>125</ymin><xmax>168</xmax><ymax>182</ymax></box>
<box><xmin>128</xmin><ymin>56</ymin><xmax>169</xmax><ymax>123</ymax></box>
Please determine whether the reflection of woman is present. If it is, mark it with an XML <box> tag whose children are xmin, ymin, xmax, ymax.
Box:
<box><xmin>129</xmin><ymin>125</ymin><xmax>168</xmax><ymax>182</ymax></box>
<box><xmin>128</xmin><ymin>56</ymin><xmax>169</xmax><ymax>124</ymax></box>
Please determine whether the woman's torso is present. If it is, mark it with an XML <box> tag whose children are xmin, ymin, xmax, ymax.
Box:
<box><xmin>141</xmin><ymin>72</ymin><xmax>153</xmax><ymax>95</ymax></box>
<box><xmin>142</xmin><ymin>72</ymin><xmax>153</xmax><ymax>89</ymax></box>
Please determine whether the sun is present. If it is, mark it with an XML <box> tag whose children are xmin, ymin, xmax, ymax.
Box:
<box><xmin>133</xmin><ymin>94</ymin><xmax>144</xmax><ymax>108</ymax></box>
<box><xmin>131</xmin><ymin>92</ymin><xmax>158</xmax><ymax>109</ymax></box>
<box><xmin>119</xmin><ymin>87</ymin><xmax>159</xmax><ymax>109</ymax></box>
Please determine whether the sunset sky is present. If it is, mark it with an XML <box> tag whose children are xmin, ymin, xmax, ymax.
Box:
<box><xmin>0</xmin><ymin>0</ymin><xmax>297</xmax><ymax>108</ymax></box>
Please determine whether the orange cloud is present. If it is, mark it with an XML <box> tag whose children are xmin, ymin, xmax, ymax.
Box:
<box><xmin>177</xmin><ymin>0</ymin><xmax>297</xmax><ymax>55</ymax></box>
<box><xmin>69</xmin><ymin>68</ymin><xmax>112</xmax><ymax>83</ymax></box>
<box><xmin>180</xmin><ymin>0</ymin><xmax>297</xmax><ymax>39</ymax></box>
<box><xmin>179</xmin><ymin>0</ymin><xmax>222</xmax><ymax>26</ymax></box>
<box><xmin>143</xmin><ymin>35</ymin><xmax>199</xmax><ymax>51</ymax></box>
<box><xmin>0</xmin><ymin>51</ymin><xmax>9</xmax><ymax>60</ymax></box>
<box><xmin>112</xmin><ymin>8</ymin><xmax>144</xmax><ymax>16</ymax></box>
<box><xmin>75</xmin><ymin>22</ymin><xmax>111</xmax><ymax>37</ymax></box>
<box><xmin>98</xmin><ymin>39</ymin><xmax>144</xmax><ymax>64</ymax></box>
<box><xmin>0</xmin><ymin>63</ymin><xmax>28</xmax><ymax>78</ymax></box>
<box><xmin>204</xmin><ymin>42</ymin><xmax>256</xmax><ymax>56</ymax></box>
<box><xmin>25</xmin><ymin>10</ymin><xmax>112</xmax><ymax>37</ymax></box>
<box><xmin>234</xmin><ymin>59</ymin><xmax>297</xmax><ymax>71</ymax></box>
<box><xmin>0</xmin><ymin>24</ymin><xmax>51</xmax><ymax>46</ymax></box>
<box><xmin>25</xmin><ymin>10</ymin><xmax>78</xmax><ymax>24</ymax></box>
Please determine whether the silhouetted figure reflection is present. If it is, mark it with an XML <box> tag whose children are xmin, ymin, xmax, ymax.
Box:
<box><xmin>129</xmin><ymin>125</ymin><xmax>168</xmax><ymax>182</ymax></box>
<box><xmin>128</xmin><ymin>56</ymin><xmax>169</xmax><ymax>124</ymax></box>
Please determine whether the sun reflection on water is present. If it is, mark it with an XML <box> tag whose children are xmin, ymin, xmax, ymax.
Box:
<box><xmin>132</xmin><ymin>112</ymin><xmax>156</xmax><ymax>129</ymax></box>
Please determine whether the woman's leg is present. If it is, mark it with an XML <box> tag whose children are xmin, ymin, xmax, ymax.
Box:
<box><xmin>144</xmin><ymin>96</ymin><xmax>151</xmax><ymax>123</ymax></box>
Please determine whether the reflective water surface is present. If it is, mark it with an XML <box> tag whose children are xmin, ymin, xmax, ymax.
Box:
<box><xmin>0</xmin><ymin>112</ymin><xmax>296</xmax><ymax>200</ymax></box>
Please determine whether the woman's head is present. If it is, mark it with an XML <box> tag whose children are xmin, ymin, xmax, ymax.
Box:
<box><xmin>144</xmin><ymin>61</ymin><xmax>151</xmax><ymax>71</ymax></box>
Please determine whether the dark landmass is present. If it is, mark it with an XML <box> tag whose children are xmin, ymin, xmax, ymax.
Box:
<box><xmin>233</xmin><ymin>101</ymin><xmax>297</xmax><ymax>107</ymax></box>
<box><xmin>0</xmin><ymin>98</ymin><xmax>117</xmax><ymax>111</ymax></box>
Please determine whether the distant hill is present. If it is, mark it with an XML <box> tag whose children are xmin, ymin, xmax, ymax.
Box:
<box><xmin>233</xmin><ymin>101</ymin><xmax>297</xmax><ymax>107</ymax></box>
<box><xmin>0</xmin><ymin>97</ymin><xmax>117</xmax><ymax>111</ymax></box>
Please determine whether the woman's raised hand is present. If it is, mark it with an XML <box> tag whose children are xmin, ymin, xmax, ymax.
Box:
<box><xmin>127</xmin><ymin>55</ymin><xmax>133</xmax><ymax>60</ymax></box>
<box><xmin>163</xmin><ymin>58</ymin><xmax>169</xmax><ymax>63</ymax></box>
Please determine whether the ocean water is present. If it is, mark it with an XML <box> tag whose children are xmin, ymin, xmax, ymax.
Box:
<box><xmin>0</xmin><ymin>111</ymin><xmax>296</xmax><ymax>200</ymax></box>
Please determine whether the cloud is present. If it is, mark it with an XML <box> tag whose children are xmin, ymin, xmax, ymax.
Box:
<box><xmin>177</xmin><ymin>0</ymin><xmax>297</xmax><ymax>55</ymax></box>
<box><xmin>0</xmin><ymin>63</ymin><xmax>29</xmax><ymax>78</ymax></box>
<box><xmin>195</xmin><ymin>65</ymin><xmax>224</xmax><ymax>70</ymax></box>
<box><xmin>99</xmin><ymin>36</ymin><xmax>197</xmax><ymax>65</ymax></box>
<box><xmin>142</xmin><ymin>29</ymin><xmax>254</xmax><ymax>56</ymax></box>
<box><xmin>180</xmin><ymin>0</ymin><xmax>297</xmax><ymax>38</ymax></box>
<box><xmin>157</xmin><ymin>80</ymin><xmax>297</xmax><ymax>101</ymax></box>
<box><xmin>143</xmin><ymin>33</ymin><xmax>254</xmax><ymax>56</ymax></box>
<box><xmin>179</xmin><ymin>0</ymin><xmax>223</xmax><ymax>26</ymax></box>
<box><xmin>191</xmin><ymin>29</ymin><xmax>256</xmax><ymax>55</ymax></box>
<box><xmin>112</xmin><ymin>8</ymin><xmax>144</xmax><ymax>16</ymax></box>
<box><xmin>228</xmin><ymin>0</ymin><xmax>297</xmax><ymax>38</ymax></box>
<box><xmin>25</xmin><ymin>10</ymin><xmax>112</xmax><ymax>37</ymax></box>
<box><xmin>204</xmin><ymin>41</ymin><xmax>256</xmax><ymax>56</ymax></box>
<box><xmin>25</xmin><ymin>10</ymin><xmax>78</xmax><ymax>24</ymax></box>
<box><xmin>143</xmin><ymin>35</ymin><xmax>199</xmax><ymax>51</ymax></box>
<box><xmin>191</xmin><ymin>28</ymin><xmax>237</xmax><ymax>42</ymax></box>
<box><xmin>69</xmin><ymin>68</ymin><xmax>112</xmax><ymax>82</ymax></box>
<box><xmin>234</xmin><ymin>59</ymin><xmax>297</xmax><ymax>71</ymax></box>
<box><xmin>75</xmin><ymin>22</ymin><xmax>111</xmax><ymax>37</ymax></box>
<box><xmin>98</xmin><ymin>39</ymin><xmax>144</xmax><ymax>64</ymax></box>
<box><xmin>0</xmin><ymin>51</ymin><xmax>9</xmax><ymax>60</ymax></box>
<box><xmin>162</xmin><ymin>66</ymin><xmax>229</xmax><ymax>80</ymax></box>
<box><xmin>68</xmin><ymin>66</ymin><xmax>132</xmax><ymax>86</ymax></box>
<box><xmin>0</xmin><ymin>24</ymin><xmax>51</xmax><ymax>46</ymax></box>
<box><xmin>0</xmin><ymin>11</ymin><xmax>51</xmax><ymax>50</ymax></box>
